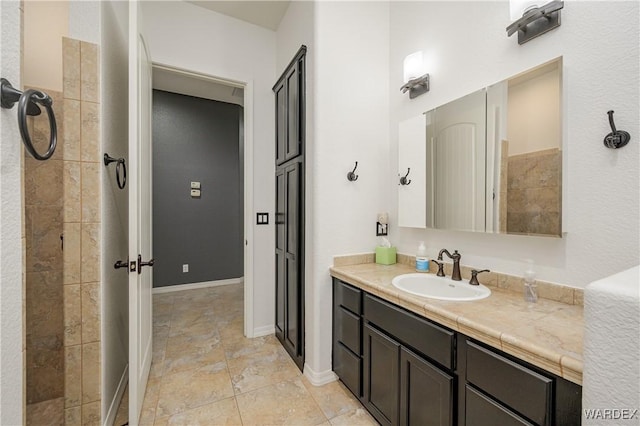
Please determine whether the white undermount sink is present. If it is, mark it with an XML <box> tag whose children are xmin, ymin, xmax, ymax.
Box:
<box><xmin>391</xmin><ymin>273</ymin><xmax>491</xmax><ymax>301</ymax></box>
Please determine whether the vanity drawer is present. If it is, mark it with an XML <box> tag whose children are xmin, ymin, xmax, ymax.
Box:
<box><xmin>466</xmin><ymin>341</ymin><xmax>552</xmax><ymax>426</ymax></box>
<box><xmin>334</xmin><ymin>279</ymin><xmax>362</xmax><ymax>315</ymax></box>
<box><xmin>465</xmin><ymin>385</ymin><xmax>534</xmax><ymax>426</ymax></box>
<box><xmin>363</xmin><ymin>294</ymin><xmax>455</xmax><ymax>370</ymax></box>
<box><xmin>334</xmin><ymin>341</ymin><xmax>362</xmax><ymax>397</ymax></box>
<box><xmin>335</xmin><ymin>306</ymin><xmax>361</xmax><ymax>355</ymax></box>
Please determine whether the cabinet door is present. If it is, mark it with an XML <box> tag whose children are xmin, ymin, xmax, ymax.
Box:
<box><xmin>398</xmin><ymin>114</ymin><xmax>426</xmax><ymax>228</ymax></box>
<box><xmin>363</xmin><ymin>324</ymin><xmax>400</xmax><ymax>426</ymax></box>
<box><xmin>275</xmin><ymin>169</ymin><xmax>285</xmax><ymax>340</ymax></box>
<box><xmin>400</xmin><ymin>347</ymin><xmax>453</xmax><ymax>426</ymax></box>
<box><xmin>285</xmin><ymin>64</ymin><xmax>301</xmax><ymax>162</ymax></box>
<box><xmin>275</xmin><ymin>81</ymin><xmax>286</xmax><ymax>165</ymax></box>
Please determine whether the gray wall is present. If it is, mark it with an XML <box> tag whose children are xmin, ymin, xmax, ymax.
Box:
<box><xmin>153</xmin><ymin>90</ymin><xmax>243</xmax><ymax>287</ymax></box>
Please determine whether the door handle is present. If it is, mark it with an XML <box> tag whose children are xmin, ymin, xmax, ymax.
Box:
<box><xmin>137</xmin><ymin>254</ymin><xmax>155</xmax><ymax>275</ymax></box>
<box><xmin>114</xmin><ymin>258</ymin><xmax>129</xmax><ymax>271</ymax></box>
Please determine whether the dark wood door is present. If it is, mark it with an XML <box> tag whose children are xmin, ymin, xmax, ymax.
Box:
<box><xmin>274</xmin><ymin>46</ymin><xmax>306</xmax><ymax>372</ymax></box>
<box><xmin>400</xmin><ymin>347</ymin><xmax>454</xmax><ymax>426</ymax></box>
<box><xmin>363</xmin><ymin>324</ymin><xmax>400</xmax><ymax>426</ymax></box>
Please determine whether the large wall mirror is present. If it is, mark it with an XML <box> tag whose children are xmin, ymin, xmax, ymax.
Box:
<box><xmin>399</xmin><ymin>57</ymin><xmax>563</xmax><ymax>237</ymax></box>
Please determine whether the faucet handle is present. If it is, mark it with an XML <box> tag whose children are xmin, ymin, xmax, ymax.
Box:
<box><xmin>469</xmin><ymin>269</ymin><xmax>490</xmax><ymax>286</ymax></box>
<box><xmin>433</xmin><ymin>259</ymin><xmax>445</xmax><ymax>277</ymax></box>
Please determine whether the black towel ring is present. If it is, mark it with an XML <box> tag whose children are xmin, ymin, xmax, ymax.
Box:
<box><xmin>104</xmin><ymin>153</ymin><xmax>127</xmax><ymax>189</ymax></box>
<box><xmin>1</xmin><ymin>78</ymin><xmax>57</xmax><ymax>161</ymax></box>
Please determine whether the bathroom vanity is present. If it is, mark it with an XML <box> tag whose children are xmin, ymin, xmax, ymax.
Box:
<box><xmin>331</xmin><ymin>261</ymin><xmax>582</xmax><ymax>426</ymax></box>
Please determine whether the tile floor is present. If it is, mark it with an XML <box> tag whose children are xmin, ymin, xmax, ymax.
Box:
<box><xmin>116</xmin><ymin>283</ymin><xmax>377</xmax><ymax>425</ymax></box>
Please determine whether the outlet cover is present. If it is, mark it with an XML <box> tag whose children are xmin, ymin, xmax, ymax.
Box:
<box><xmin>182</xmin><ymin>264</ymin><xmax>189</xmax><ymax>273</ymax></box>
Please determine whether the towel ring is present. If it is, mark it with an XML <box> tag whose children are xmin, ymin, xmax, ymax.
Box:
<box><xmin>1</xmin><ymin>78</ymin><xmax>58</xmax><ymax>161</ymax></box>
<box><xmin>104</xmin><ymin>153</ymin><xmax>127</xmax><ymax>189</ymax></box>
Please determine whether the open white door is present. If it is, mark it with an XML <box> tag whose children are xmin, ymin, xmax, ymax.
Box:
<box><xmin>128</xmin><ymin>1</ymin><xmax>153</xmax><ymax>424</ymax></box>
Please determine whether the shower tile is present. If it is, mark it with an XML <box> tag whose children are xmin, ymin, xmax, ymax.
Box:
<box><xmin>64</xmin><ymin>284</ymin><xmax>82</xmax><ymax>346</ymax></box>
<box><xmin>80</xmin><ymin>42</ymin><xmax>100</xmax><ymax>103</ymax></box>
<box><xmin>63</xmin><ymin>222</ymin><xmax>81</xmax><ymax>284</ymax></box>
<box><xmin>65</xmin><ymin>345</ymin><xmax>82</xmax><ymax>408</ymax></box>
<box><xmin>27</xmin><ymin>397</ymin><xmax>64</xmax><ymax>426</ymax></box>
<box><xmin>82</xmin><ymin>400</ymin><xmax>101</xmax><ymax>426</ymax></box>
<box><xmin>26</xmin><ymin>333</ymin><xmax>64</xmax><ymax>404</ymax></box>
<box><xmin>63</xmin><ymin>38</ymin><xmax>81</xmax><ymax>100</ymax></box>
<box><xmin>64</xmin><ymin>161</ymin><xmax>81</xmax><ymax>223</ymax></box>
<box><xmin>80</xmin><ymin>102</ymin><xmax>100</xmax><ymax>162</ymax></box>
<box><xmin>65</xmin><ymin>406</ymin><xmax>82</xmax><ymax>426</ymax></box>
<box><xmin>26</xmin><ymin>270</ymin><xmax>64</xmax><ymax>339</ymax></box>
<box><xmin>63</xmin><ymin>99</ymin><xmax>81</xmax><ymax>161</ymax></box>
<box><xmin>81</xmin><ymin>282</ymin><xmax>100</xmax><ymax>343</ymax></box>
<box><xmin>28</xmin><ymin>205</ymin><xmax>63</xmax><ymax>272</ymax></box>
<box><xmin>81</xmin><ymin>223</ymin><xmax>100</xmax><ymax>283</ymax></box>
<box><xmin>82</xmin><ymin>342</ymin><xmax>101</xmax><ymax>403</ymax></box>
<box><xmin>24</xmin><ymin>158</ymin><xmax>63</xmax><ymax>208</ymax></box>
<box><xmin>81</xmin><ymin>162</ymin><xmax>101</xmax><ymax>222</ymax></box>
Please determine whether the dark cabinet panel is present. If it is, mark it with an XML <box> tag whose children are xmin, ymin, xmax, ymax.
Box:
<box><xmin>274</xmin><ymin>46</ymin><xmax>306</xmax><ymax>372</ymax></box>
<box><xmin>334</xmin><ymin>342</ymin><xmax>362</xmax><ymax>397</ymax></box>
<box><xmin>364</xmin><ymin>294</ymin><xmax>455</xmax><ymax>370</ymax></box>
<box><xmin>335</xmin><ymin>307</ymin><xmax>361</xmax><ymax>355</ymax></box>
<box><xmin>334</xmin><ymin>280</ymin><xmax>362</xmax><ymax>314</ymax></box>
<box><xmin>400</xmin><ymin>347</ymin><xmax>453</xmax><ymax>426</ymax></box>
<box><xmin>465</xmin><ymin>385</ymin><xmax>533</xmax><ymax>426</ymax></box>
<box><xmin>466</xmin><ymin>341</ymin><xmax>552</xmax><ymax>426</ymax></box>
<box><xmin>363</xmin><ymin>324</ymin><xmax>400</xmax><ymax>426</ymax></box>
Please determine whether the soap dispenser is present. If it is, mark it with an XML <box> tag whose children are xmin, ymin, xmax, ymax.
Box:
<box><xmin>416</xmin><ymin>241</ymin><xmax>429</xmax><ymax>272</ymax></box>
<box><xmin>523</xmin><ymin>260</ymin><xmax>538</xmax><ymax>303</ymax></box>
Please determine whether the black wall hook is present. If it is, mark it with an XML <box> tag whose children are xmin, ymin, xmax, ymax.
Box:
<box><xmin>347</xmin><ymin>161</ymin><xmax>359</xmax><ymax>181</ymax></box>
<box><xmin>399</xmin><ymin>168</ymin><xmax>412</xmax><ymax>185</ymax></box>
<box><xmin>1</xmin><ymin>78</ymin><xmax>57</xmax><ymax>160</ymax></box>
<box><xmin>604</xmin><ymin>110</ymin><xmax>631</xmax><ymax>149</ymax></box>
<box><xmin>104</xmin><ymin>153</ymin><xmax>127</xmax><ymax>189</ymax></box>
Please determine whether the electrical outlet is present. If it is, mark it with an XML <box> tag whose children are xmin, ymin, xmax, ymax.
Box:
<box><xmin>182</xmin><ymin>264</ymin><xmax>189</xmax><ymax>273</ymax></box>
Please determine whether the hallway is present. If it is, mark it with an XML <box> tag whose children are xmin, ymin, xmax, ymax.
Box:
<box><xmin>117</xmin><ymin>284</ymin><xmax>376</xmax><ymax>425</ymax></box>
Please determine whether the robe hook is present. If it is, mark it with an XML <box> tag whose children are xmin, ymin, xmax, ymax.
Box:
<box><xmin>399</xmin><ymin>168</ymin><xmax>412</xmax><ymax>185</ymax></box>
<box><xmin>604</xmin><ymin>110</ymin><xmax>630</xmax><ymax>149</ymax></box>
<box><xmin>347</xmin><ymin>162</ymin><xmax>359</xmax><ymax>181</ymax></box>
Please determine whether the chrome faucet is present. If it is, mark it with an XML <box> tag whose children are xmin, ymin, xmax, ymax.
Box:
<box><xmin>438</xmin><ymin>249</ymin><xmax>462</xmax><ymax>281</ymax></box>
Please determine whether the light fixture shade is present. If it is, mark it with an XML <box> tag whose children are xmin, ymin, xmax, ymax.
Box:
<box><xmin>510</xmin><ymin>0</ymin><xmax>540</xmax><ymax>20</ymax></box>
<box><xmin>403</xmin><ymin>52</ymin><xmax>425</xmax><ymax>83</ymax></box>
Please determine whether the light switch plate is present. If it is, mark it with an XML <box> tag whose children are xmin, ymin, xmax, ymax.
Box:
<box><xmin>256</xmin><ymin>212</ymin><xmax>269</xmax><ymax>225</ymax></box>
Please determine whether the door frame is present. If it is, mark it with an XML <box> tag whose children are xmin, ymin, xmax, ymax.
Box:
<box><xmin>148</xmin><ymin>63</ymin><xmax>255</xmax><ymax>337</ymax></box>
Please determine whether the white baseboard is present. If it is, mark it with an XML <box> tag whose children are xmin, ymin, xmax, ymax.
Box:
<box><xmin>303</xmin><ymin>364</ymin><xmax>338</xmax><ymax>386</ymax></box>
<box><xmin>252</xmin><ymin>325</ymin><xmax>275</xmax><ymax>338</ymax></box>
<box><xmin>152</xmin><ymin>278</ymin><xmax>243</xmax><ymax>294</ymax></box>
<box><xmin>103</xmin><ymin>364</ymin><xmax>128</xmax><ymax>426</ymax></box>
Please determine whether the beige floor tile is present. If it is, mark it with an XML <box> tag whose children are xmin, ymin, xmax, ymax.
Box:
<box><xmin>156</xmin><ymin>363</ymin><xmax>234</xmax><ymax>418</ymax></box>
<box><xmin>229</xmin><ymin>349</ymin><xmax>302</xmax><ymax>395</ymax></box>
<box><xmin>302</xmin><ymin>379</ymin><xmax>362</xmax><ymax>420</ymax></box>
<box><xmin>162</xmin><ymin>345</ymin><xmax>226</xmax><ymax>376</ymax></box>
<box><xmin>162</xmin><ymin>397</ymin><xmax>242</xmax><ymax>426</ymax></box>
<box><xmin>235</xmin><ymin>378</ymin><xmax>326</xmax><ymax>425</ymax></box>
<box><xmin>329</xmin><ymin>408</ymin><xmax>378</xmax><ymax>425</ymax></box>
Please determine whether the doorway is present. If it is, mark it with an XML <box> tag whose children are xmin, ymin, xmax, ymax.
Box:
<box><xmin>149</xmin><ymin>64</ymin><xmax>254</xmax><ymax>337</ymax></box>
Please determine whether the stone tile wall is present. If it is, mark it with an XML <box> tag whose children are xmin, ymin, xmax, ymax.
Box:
<box><xmin>24</xmin><ymin>88</ymin><xmax>65</xmax><ymax>413</ymax></box>
<box><xmin>62</xmin><ymin>37</ymin><xmax>102</xmax><ymax>426</ymax></box>
<box><xmin>506</xmin><ymin>148</ymin><xmax>562</xmax><ymax>236</ymax></box>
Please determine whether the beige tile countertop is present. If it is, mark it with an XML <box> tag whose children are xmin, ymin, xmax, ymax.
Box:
<box><xmin>330</xmin><ymin>262</ymin><xmax>584</xmax><ymax>385</ymax></box>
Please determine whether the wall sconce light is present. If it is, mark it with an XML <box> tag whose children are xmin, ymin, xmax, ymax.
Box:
<box><xmin>507</xmin><ymin>0</ymin><xmax>564</xmax><ymax>45</ymax></box>
<box><xmin>400</xmin><ymin>51</ymin><xmax>429</xmax><ymax>99</ymax></box>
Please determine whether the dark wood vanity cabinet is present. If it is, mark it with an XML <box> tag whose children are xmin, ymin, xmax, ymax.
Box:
<box><xmin>331</xmin><ymin>277</ymin><xmax>582</xmax><ymax>426</ymax></box>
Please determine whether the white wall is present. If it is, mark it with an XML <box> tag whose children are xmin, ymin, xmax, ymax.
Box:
<box><xmin>310</xmin><ymin>1</ymin><xmax>390</xmax><ymax>377</ymax></box>
<box><xmin>389</xmin><ymin>1</ymin><xmax>639</xmax><ymax>288</ymax></box>
<box><xmin>100</xmin><ymin>0</ymin><xmax>129</xmax><ymax>423</ymax></box>
<box><xmin>0</xmin><ymin>1</ymin><xmax>24</xmax><ymax>424</ymax></box>
<box><xmin>141</xmin><ymin>1</ymin><xmax>277</xmax><ymax>334</ymax></box>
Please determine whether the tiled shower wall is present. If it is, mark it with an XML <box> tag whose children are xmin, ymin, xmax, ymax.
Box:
<box><xmin>25</xmin><ymin>87</ymin><xmax>65</xmax><ymax>420</ymax></box>
<box><xmin>61</xmin><ymin>37</ymin><xmax>102</xmax><ymax>426</ymax></box>
<box><xmin>506</xmin><ymin>148</ymin><xmax>561</xmax><ymax>236</ymax></box>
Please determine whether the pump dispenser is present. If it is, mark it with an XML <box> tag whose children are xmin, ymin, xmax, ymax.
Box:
<box><xmin>416</xmin><ymin>241</ymin><xmax>429</xmax><ymax>272</ymax></box>
<box><xmin>523</xmin><ymin>260</ymin><xmax>538</xmax><ymax>303</ymax></box>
